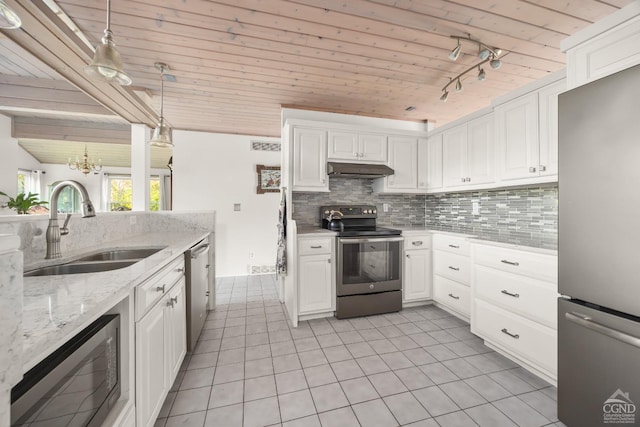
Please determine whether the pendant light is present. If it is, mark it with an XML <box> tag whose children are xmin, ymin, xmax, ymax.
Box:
<box><xmin>0</xmin><ymin>0</ymin><xmax>21</xmax><ymax>29</ymax></box>
<box><xmin>84</xmin><ymin>0</ymin><xmax>132</xmax><ymax>86</ymax></box>
<box><xmin>149</xmin><ymin>63</ymin><xmax>173</xmax><ymax>147</ymax></box>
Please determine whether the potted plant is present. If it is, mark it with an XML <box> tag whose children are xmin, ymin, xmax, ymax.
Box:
<box><xmin>0</xmin><ymin>191</ymin><xmax>48</xmax><ymax>214</ymax></box>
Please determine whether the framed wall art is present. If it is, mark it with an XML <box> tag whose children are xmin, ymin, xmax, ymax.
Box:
<box><xmin>256</xmin><ymin>165</ymin><xmax>281</xmax><ymax>194</ymax></box>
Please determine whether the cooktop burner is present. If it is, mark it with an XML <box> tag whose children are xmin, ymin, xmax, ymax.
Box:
<box><xmin>337</xmin><ymin>226</ymin><xmax>402</xmax><ymax>237</ymax></box>
<box><xmin>320</xmin><ymin>204</ymin><xmax>402</xmax><ymax>237</ymax></box>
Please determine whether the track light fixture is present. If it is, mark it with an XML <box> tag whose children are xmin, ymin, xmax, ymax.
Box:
<box><xmin>0</xmin><ymin>0</ymin><xmax>21</xmax><ymax>29</ymax></box>
<box><xmin>440</xmin><ymin>34</ymin><xmax>505</xmax><ymax>101</ymax></box>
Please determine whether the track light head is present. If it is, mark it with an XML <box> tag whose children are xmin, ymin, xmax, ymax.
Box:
<box><xmin>478</xmin><ymin>48</ymin><xmax>491</xmax><ymax>60</ymax></box>
<box><xmin>455</xmin><ymin>78</ymin><xmax>463</xmax><ymax>92</ymax></box>
<box><xmin>490</xmin><ymin>59</ymin><xmax>502</xmax><ymax>69</ymax></box>
<box><xmin>449</xmin><ymin>42</ymin><xmax>462</xmax><ymax>61</ymax></box>
<box><xmin>477</xmin><ymin>67</ymin><xmax>486</xmax><ymax>81</ymax></box>
<box><xmin>440</xmin><ymin>91</ymin><xmax>449</xmax><ymax>102</ymax></box>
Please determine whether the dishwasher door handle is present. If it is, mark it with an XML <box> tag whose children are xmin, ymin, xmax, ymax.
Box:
<box><xmin>191</xmin><ymin>243</ymin><xmax>210</xmax><ymax>259</ymax></box>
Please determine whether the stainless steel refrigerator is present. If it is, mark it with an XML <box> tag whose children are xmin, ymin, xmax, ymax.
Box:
<box><xmin>558</xmin><ymin>64</ymin><xmax>640</xmax><ymax>427</ymax></box>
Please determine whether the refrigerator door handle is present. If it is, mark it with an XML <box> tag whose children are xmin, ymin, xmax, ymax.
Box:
<box><xmin>566</xmin><ymin>312</ymin><xmax>640</xmax><ymax>349</ymax></box>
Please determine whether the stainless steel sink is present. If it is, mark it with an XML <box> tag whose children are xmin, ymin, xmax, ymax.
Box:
<box><xmin>75</xmin><ymin>248</ymin><xmax>164</xmax><ymax>262</ymax></box>
<box><xmin>24</xmin><ymin>260</ymin><xmax>139</xmax><ymax>277</ymax></box>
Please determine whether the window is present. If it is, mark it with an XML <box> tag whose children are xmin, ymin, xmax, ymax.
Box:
<box><xmin>106</xmin><ymin>175</ymin><xmax>161</xmax><ymax>211</ymax></box>
<box><xmin>48</xmin><ymin>181</ymin><xmax>81</xmax><ymax>214</ymax></box>
<box><xmin>17</xmin><ymin>169</ymin><xmax>41</xmax><ymax>196</ymax></box>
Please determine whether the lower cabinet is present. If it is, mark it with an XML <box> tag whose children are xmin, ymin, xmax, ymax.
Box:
<box><xmin>403</xmin><ymin>234</ymin><xmax>432</xmax><ymax>303</ymax></box>
<box><xmin>298</xmin><ymin>236</ymin><xmax>335</xmax><ymax>316</ymax></box>
<box><xmin>471</xmin><ymin>242</ymin><xmax>558</xmax><ymax>383</ymax></box>
<box><xmin>432</xmin><ymin>234</ymin><xmax>471</xmax><ymax>318</ymax></box>
<box><xmin>135</xmin><ymin>259</ymin><xmax>187</xmax><ymax>427</ymax></box>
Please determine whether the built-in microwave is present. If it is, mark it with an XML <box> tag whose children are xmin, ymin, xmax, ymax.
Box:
<box><xmin>11</xmin><ymin>314</ymin><xmax>120</xmax><ymax>426</ymax></box>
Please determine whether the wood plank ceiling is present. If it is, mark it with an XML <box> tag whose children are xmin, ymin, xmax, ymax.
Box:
<box><xmin>2</xmin><ymin>0</ymin><xmax>635</xmax><ymax>139</ymax></box>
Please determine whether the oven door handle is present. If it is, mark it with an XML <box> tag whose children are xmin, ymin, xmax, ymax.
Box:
<box><xmin>338</xmin><ymin>237</ymin><xmax>404</xmax><ymax>244</ymax></box>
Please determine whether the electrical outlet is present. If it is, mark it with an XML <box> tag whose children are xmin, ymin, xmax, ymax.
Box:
<box><xmin>383</xmin><ymin>203</ymin><xmax>389</xmax><ymax>213</ymax></box>
<box><xmin>234</xmin><ymin>203</ymin><xmax>241</xmax><ymax>211</ymax></box>
<box><xmin>472</xmin><ymin>201</ymin><xmax>480</xmax><ymax>215</ymax></box>
<box><xmin>250</xmin><ymin>252</ymin><xmax>255</xmax><ymax>258</ymax></box>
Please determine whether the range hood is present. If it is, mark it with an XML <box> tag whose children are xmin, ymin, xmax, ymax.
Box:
<box><xmin>327</xmin><ymin>162</ymin><xmax>394</xmax><ymax>178</ymax></box>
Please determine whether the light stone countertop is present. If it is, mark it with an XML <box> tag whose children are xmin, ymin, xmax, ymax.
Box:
<box><xmin>21</xmin><ymin>231</ymin><xmax>209</xmax><ymax>372</ymax></box>
<box><xmin>297</xmin><ymin>227</ymin><xmax>337</xmax><ymax>237</ymax></box>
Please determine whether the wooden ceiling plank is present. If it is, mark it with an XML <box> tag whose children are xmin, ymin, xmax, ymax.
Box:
<box><xmin>521</xmin><ymin>0</ymin><xmax>620</xmax><ymax>22</ymax></box>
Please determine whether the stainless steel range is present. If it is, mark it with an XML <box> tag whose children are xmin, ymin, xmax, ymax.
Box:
<box><xmin>321</xmin><ymin>205</ymin><xmax>403</xmax><ymax>319</ymax></box>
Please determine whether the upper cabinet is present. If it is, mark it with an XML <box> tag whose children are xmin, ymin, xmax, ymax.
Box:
<box><xmin>562</xmin><ymin>3</ymin><xmax>640</xmax><ymax>89</ymax></box>
<box><xmin>292</xmin><ymin>127</ymin><xmax>329</xmax><ymax>192</ymax></box>
<box><xmin>328</xmin><ymin>131</ymin><xmax>387</xmax><ymax>163</ymax></box>
<box><xmin>442</xmin><ymin>114</ymin><xmax>494</xmax><ymax>190</ymax></box>
<box><xmin>372</xmin><ymin>136</ymin><xmax>429</xmax><ymax>194</ymax></box>
<box><xmin>426</xmin><ymin>134</ymin><xmax>443</xmax><ymax>192</ymax></box>
<box><xmin>494</xmin><ymin>77</ymin><xmax>565</xmax><ymax>184</ymax></box>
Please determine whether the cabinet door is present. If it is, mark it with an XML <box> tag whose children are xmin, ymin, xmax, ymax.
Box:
<box><xmin>404</xmin><ymin>249</ymin><xmax>432</xmax><ymax>302</ymax></box>
<box><xmin>538</xmin><ymin>79</ymin><xmax>565</xmax><ymax>177</ymax></box>
<box><xmin>466</xmin><ymin>115</ymin><xmax>494</xmax><ymax>185</ymax></box>
<box><xmin>328</xmin><ymin>131</ymin><xmax>358</xmax><ymax>160</ymax></box>
<box><xmin>387</xmin><ymin>136</ymin><xmax>418</xmax><ymax>190</ymax></box>
<box><xmin>166</xmin><ymin>279</ymin><xmax>187</xmax><ymax>385</ymax></box>
<box><xmin>299</xmin><ymin>254</ymin><xmax>333</xmax><ymax>314</ymax></box>
<box><xmin>495</xmin><ymin>93</ymin><xmax>540</xmax><ymax>181</ymax></box>
<box><xmin>136</xmin><ymin>304</ymin><xmax>166</xmax><ymax>427</ymax></box>
<box><xmin>417</xmin><ymin>138</ymin><xmax>428</xmax><ymax>190</ymax></box>
<box><xmin>293</xmin><ymin>127</ymin><xmax>328</xmax><ymax>191</ymax></box>
<box><xmin>427</xmin><ymin>134</ymin><xmax>443</xmax><ymax>191</ymax></box>
<box><xmin>442</xmin><ymin>125</ymin><xmax>467</xmax><ymax>187</ymax></box>
<box><xmin>359</xmin><ymin>134</ymin><xmax>387</xmax><ymax>163</ymax></box>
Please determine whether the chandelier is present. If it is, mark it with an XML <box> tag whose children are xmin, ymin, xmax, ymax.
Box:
<box><xmin>68</xmin><ymin>146</ymin><xmax>103</xmax><ymax>175</ymax></box>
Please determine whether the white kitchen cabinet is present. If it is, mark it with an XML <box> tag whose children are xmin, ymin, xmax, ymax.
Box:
<box><xmin>135</xmin><ymin>257</ymin><xmax>187</xmax><ymax>427</ymax></box>
<box><xmin>292</xmin><ymin>127</ymin><xmax>329</xmax><ymax>192</ymax></box>
<box><xmin>494</xmin><ymin>78</ymin><xmax>565</xmax><ymax>183</ymax></box>
<box><xmin>387</xmin><ymin>136</ymin><xmax>418</xmax><ymax>190</ymax></box>
<box><xmin>426</xmin><ymin>134</ymin><xmax>443</xmax><ymax>191</ymax></box>
<box><xmin>471</xmin><ymin>242</ymin><xmax>558</xmax><ymax>383</ymax></box>
<box><xmin>417</xmin><ymin>137</ymin><xmax>428</xmax><ymax>190</ymax></box>
<box><xmin>432</xmin><ymin>234</ymin><xmax>471</xmax><ymax>319</ymax></box>
<box><xmin>298</xmin><ymin>236</ymin><xmax>335</xmax><ymax>316</ymax></box>
<box><xmin>442</xmin><ymin>114</ymin><xmax>494</xmax><ymax>189</ymax></box>
<box><xmin>403</xmin><ymin>234</ymin><xmax>432</xmax><ymax>303</ymax></box>
<box><xmin>327</xmin><ymin>131</ymin><xmax>387</xmax><ymax>163</ymax></box>
<box><xmin>562</xmin><ymin>3</ymin><xmax>640</xmax><ymax>89</ymax></box>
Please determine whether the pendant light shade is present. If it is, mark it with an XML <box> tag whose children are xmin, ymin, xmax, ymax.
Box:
<box><xmin>0</xmin><ymin>0</ymin><xmax>21</xmax><ymax>29</ymax></box>
<box><xmin>84</xmin><ymin>0</ymin><xmax>132</xmax><ymax>86</ymax></box>
<box><xmin>149</xmin><ymin>62</ymin><xmax>173</xmax><ymax>147</ymax></box>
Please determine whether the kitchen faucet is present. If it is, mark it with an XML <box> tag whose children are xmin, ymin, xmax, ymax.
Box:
<box><xmin>45</xmin><ymin>180</ymin><xmax>96</xmax><ymax>259</ymax></box>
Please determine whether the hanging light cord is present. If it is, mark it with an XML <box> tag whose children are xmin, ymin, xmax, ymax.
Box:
<box><xmin>159</xmin><ymin>68</ymin><xmax>165</xmax><ymax>119</ymax></box>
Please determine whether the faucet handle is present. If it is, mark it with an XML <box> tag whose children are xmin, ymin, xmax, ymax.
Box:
<box><xmin>60</xmin><ymin>213</ymin><xmax>72</xmax><ymax>236</ymax></box>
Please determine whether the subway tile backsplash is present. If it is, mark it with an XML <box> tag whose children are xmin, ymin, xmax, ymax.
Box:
<box><xmin>293</xmin><ymin>177</ymin><xmax>558</xmax><ymax>247</ymax></box>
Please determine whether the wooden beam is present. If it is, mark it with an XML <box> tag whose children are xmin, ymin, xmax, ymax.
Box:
<box><xmin>13</xmin><ymin>116</ymin><xmax>131</xmax><ymax>144</ymax></box>
<box><xmin>2</xmin><ymin>0</ymin><xmax>158</xmax><ymax>126</ymax></box>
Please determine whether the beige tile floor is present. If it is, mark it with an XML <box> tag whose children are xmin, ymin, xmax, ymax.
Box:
<box><xmin>154</xmin><ymin>275</ymin><xmax>566</xmax><ymax>427</ymax></box>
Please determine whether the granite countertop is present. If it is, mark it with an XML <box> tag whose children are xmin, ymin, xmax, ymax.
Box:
<box><xmin>21</xmin><ymin>231</ymin><xmax>209</xmax><ymax>372</ymax></box>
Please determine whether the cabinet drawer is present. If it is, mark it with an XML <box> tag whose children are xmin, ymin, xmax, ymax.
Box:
<box><xmin>434</xmin><ymin>251</ymin><xmax>470</xmax><ymax>285</ymax></box>
<box><xmin>433</xmin><ymin>275</ymin><xmax>470</xmax><ymax>316</ymax></box>
<box><xmin>474</xmin><ymin>299</ymin><xmax>557</xmax><ymax>376</ymax></box>
<box><xmin>433</xmin><ymin>234</ymin><xmax>470</xmax><ymax>255</ymax></box>
<box><xmin>298</xmin><ymin>237</ymin><xmax>333</xmax><ymax>255</ymax></box>
<box><xmin>473</xmin><ymin>244</ymin><xmax>557</xmax><ymax>283</ymax></box>
<box><xmin>136</xmin><ymin>256</ymin><xmax>185</xmax><ymax>320</ymax></box>
<box><xmin>474</xmin><ymin>265</ymin><xmax>558</xmax><ymax>328</ymax></box>
<box><xmin>404</xmin><ymin>234</ymin><xmax>431</xmax><ymax>250</ymax></box>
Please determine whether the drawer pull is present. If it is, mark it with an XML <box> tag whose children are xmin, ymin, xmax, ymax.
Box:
<box><xmin>501</xmin><ymin>290</ymin><xmax>520</xmax><ymax>298</ymax></box>
<box><xmin>156</xmin><ymin>285</ymin><xmax>166</xmax><ymax>293</ymax></box>
<box><xmin>171</xmin><ymin>296</ymin><xmax>178</xmax><ymax>304</ymax></box>
<box><xmin>412</xmin><ymin>241</ymin><xmax>423</xmax><ymax>246</ymax></box>
<box><xmin>176</xmin><ymin>267</ymin><xmax>185</xmax><ymax>273</ymax></box>
<box><xmin>448</xmin><ymin>244</ymin><xmax>459</xmax><ymax>249</ymax></box>
<box><xmin>448</xmin><ymin>266</ymin><xmax>460</xmax><ymax>271</ymax></box>
<box><xmin>448</xmin><ymin>293</ymin><xmax>460</xmax><ymax>300</ymax></box>
<box><xmin>501</xmin><ymin>328</ymin><xmax>520</xmax><ymax>339</ymax></box>
<box><xmin>500</xmin><ymin>260</ymin><xmax>519</xmax><ymax>266</ymax></box>
<box><xmin>406</xmin><ymin>254</ymin><xmax>410</xmax><ymax>258</ymax></box>
<box><xmin>310</xmin><ymin>245</ymin><xmax>322</xmax><ymax>249</ymax></box>
<box><xmin>328</xmin><ymin>259</ymin><xmax>331</xmax><ymax>264</ymax></box>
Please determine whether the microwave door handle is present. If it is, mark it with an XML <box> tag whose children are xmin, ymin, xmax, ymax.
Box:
<box><xmin>565</xmin><ymin>312</ymin><xmax>640</xmax><ymax>349</ymax></box>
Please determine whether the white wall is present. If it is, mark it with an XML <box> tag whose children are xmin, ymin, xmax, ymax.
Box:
<box><xmin>0</xmin><ymin>114</ymin><xmax>43</xmax><ymax>215</ymax></box>
<box><xmin>172</xmin><ymin>130</ymin><xmax>281</xmax><ymax>277</ymax></box>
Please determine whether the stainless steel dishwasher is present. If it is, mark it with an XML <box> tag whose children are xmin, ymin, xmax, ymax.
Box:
<box><xmin>185</xmin><ymin>239</ymin><xmax>210</xmax><ymax>351</ymax></box>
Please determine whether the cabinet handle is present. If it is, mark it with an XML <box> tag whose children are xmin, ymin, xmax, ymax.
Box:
<box><xmin>205</xmin><ymin>264</ymin><xmax>211</xmax><ymax>269</ymax></box>
<box><xmin>310</xmin><ymin>245</ymin><xmax>322</xmax><ymax>249</ymax></box>
<box><xmin>327</xmin><ymin>259</ymin><xmax>331</xmax><ymax>264</ymax></box>
<box><xmin>448</xmin><ymin>266</ymin><xmax>460</xmax><ymax>271</ymax></box>
<box><xmin>176</xmin><ymin>267</ymin><xmax>185</xmax><ymax>273</ymax></box>
<box><xmin>448</xmin><ymin>293</ymin><xmax>460</xmax><ymax>300</ymax></box>
<box><xmin>460</xmin><ymin>177</ymin><xmax>466</xmax><ymax>183</ymax></box>
<box><xmin>171</xmin><ymin>296</ymin><xmax>178</xmax><ymax>304</ymax></box>
<box><xmin>501</xmin><ymin>290</ymin><xmax>520</xmax><ymax>298</ymax></box>
<box><xmin>539</xmin><ymin>165</ymin><xmax>547</xmax><ymax>172</ymax></box>
<box><xmin>205</xmin><ymin>291</ymin><xmax>210</xmax><ymax>296</ymax></box>
<box><xmin>406</xmin><ymin>254</ymin><xmax>410</xmax><ymax>258</ymax></box>
<box><xmin>501</xmin><ymin>328</ymin><xmax>520</xmax><ymax>339</ymax></box>
<box><xmin>156</xmin><ymin>285</ymin><xmax>166</xmax><ymax>293</ymax></box>
<box><xmin>500</xmin><ymin>260</ymin><xmax>520</xmax><ymax>266</ymax></box>
<box><xmin>411</xmin><ymin>241</ymin><xmax>423</xmax><ymax>246</ymax></box>
<box><xmin>448</xmin><ymin>244</ymin><xmax>460</xmax><ymax>249</ymax></box>
<box><xmin>466</xmin><ymin>177</ymin><xmax>471</xmax><ymax>182</ymax></box>
<box><xmin>529</xmin><ymin>166</ymin><xmax>537</xmax><ymax>173</ymax></box>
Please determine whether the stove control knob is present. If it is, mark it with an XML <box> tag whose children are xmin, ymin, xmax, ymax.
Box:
<box><xmin>369</xmin><ymin>284</ymin><xmax>374</xmax><ymax>289</ymax></box>
<box><xmin>323</xmin><ymin>210</ymin><xmax>330</xmax><ymax>216</ymax></box>
<box><xmin>363</xmin><ymin>209</ymin><xmax>369</xmax><ymax>214</ymax></box>
<box><xmin>372</xmin><ymin>209</ymin><xmax>377</xmax><ymax>214</ymax></box>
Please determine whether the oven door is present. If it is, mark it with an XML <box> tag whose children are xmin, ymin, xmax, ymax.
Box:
<box><xmin>337</xmin><ymin>236</ymin><xmax>403</xmax><ymax>296</ymax></box>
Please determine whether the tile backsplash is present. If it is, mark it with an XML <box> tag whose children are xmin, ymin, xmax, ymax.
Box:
<box><xmin>292</xmin><ymin>177</ymin><xmax>426</xmax><ymax>227</ymax></box>
<box><xmin>293</xmin><ymin>178</ymin><xmax>558</xmax><ymax>246</ymax></box>
<box><xmin>426</xmin><ymin>185</ymin><xmax>558</xmax><ymax>244</ymax></box>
